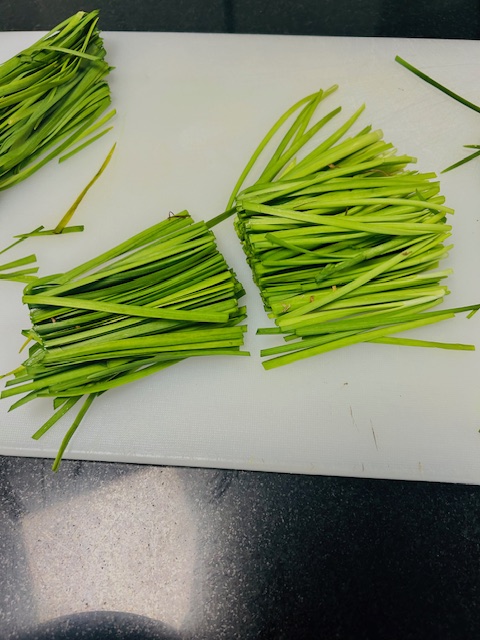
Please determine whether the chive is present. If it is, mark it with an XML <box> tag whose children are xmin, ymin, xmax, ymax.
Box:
<box><xmin>0</xmin><ymin>254</ymin><xmax>36</xmax><ymax>271</ymax></box>
<box><xmin>51</xmin><ymin>394</ymin><xmax>97</xmax><ymax>472</ymax></box>
<box><xmin>263</xmin><ymin>314</ymin><xmax>456</xmax><ymax>370</ymax></box>
<box><xmin>32</xmin><ymin>397</ymin><xmax>81</xmax><ymax>440</ymax></box>
<box><xmin>395</xmin><ymin>55</ymin><xmax>479</xmax><ymax>171</ymax></box>
<box><xmin>23</xmin><ymin>293</ymin><xmax>232</xmax><ymax>323</ymax></box>
<box><xmin>395</xmin><ymin>56</ymin><xmax>480</xmax><ymax>114</ymax></box>
<box><xmin>0</xmin><ymin>227</ymin><xmax>43</xmax><ymax>255</ymax></box>
<box><xmin>3</xmin><ymin>211</ymin><xmax>248</xmax><ymax>470</ymax></box>
<box><xmin>14</xmin><ymin>226</ymin><xmax>84</xmax><ymax>238</ymax></box>
<box><xmin>442</xmin><ymin>150</ymin><xmax>480</xmax><ymax>174</ymax></box>
<box><xmin>0</xmin><ymin>10</ymin><xmax>114</xmax><ymax>193</ymax></box>
<box><xmin>54</xmin><ymin>143</ymin><xmax>116</xmax><ymax>232</ymax></box>
<box><xmin>228</xmin><ymin>87</ymin><xmax>478</xmax><ymax>367</ymax></box>
<box><xmin>58</xmin><ymin>110</ymin><xmax>116</xmax><ymax>162</ymax></box>
<box><xmin>0</xmin><ymin>271</ymin><xmax>39</xmax><ymax>282</ymax></box>
<box><xmin>225</xmin><ymin>87</ymin><xmax>338</xmax><ymax>209</ymax></box>
<box><xmin>369</xmin><ymin>337</ymin><xmax>474</xmax><ymax>350</ymax></box>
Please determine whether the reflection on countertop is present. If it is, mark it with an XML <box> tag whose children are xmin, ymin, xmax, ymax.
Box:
<box><xmin>0</xmin><ymin>458</ymin><xmax>273</xmax><ymax>639</ymax></box>
<box><xmin>2</xmin><ymin>456</ymin><xmax>480</xmax><ymax>639</ymax></box>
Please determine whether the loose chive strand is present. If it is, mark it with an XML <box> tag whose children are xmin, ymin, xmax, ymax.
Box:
<box><xmin>263</xmin><ymin>314</ymin><xmax>456</xmax><ymax>370</ymax></box>
<box><xmin>259</xmin><ymin>106</ymin><xmax>342</xmax><ymax>183</ymax></box>
<box><xmin>256</xmin><ymin>93</ymin><xmax>323</xmax><ymax>183</ymax></box>
<box><xmin>226</xmin><ymin>89</ymin><xmax>333</xmax><ymax>209</ymax></box>
<box><xmin>31</xmin><ymin>396</ymin><xmax>81</xmax><ymax>440</ymax></box>
<box><xmin>395</xmin><ymin>56</ymin><xmax>480</xmax><ymax>114</ymax></box>
<box><xmin>395</xmin><ymin>56</ymin><xmax>480</xmax><ymax>172</ymax></box>
<box><xmin>370</xmin><ymin>336</ymin><xmax>475</xmax><ymax>350</ymax></box>
<box><xmin>280</xmin><ymin>104</ymin><xmax>367</xmax><ymax>180</ymax></box>
<box><xmin>54</xmin><ymin>142</ymin><xmax>116</xmax><ymax>232</ymax></box>
<box><xmin>51</xmin><ymin>393</ymin><xmax>97</xmax><ymax>472</ymax></box>
<box><xmin>442</xmin><ymin>149</ymin><xmax>480</xmax><ymax>174</ymax></box>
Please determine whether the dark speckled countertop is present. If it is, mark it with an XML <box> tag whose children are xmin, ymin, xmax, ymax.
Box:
<box><xmin>3</xmin><ymin>458</ymin><xmax>480</xmax><ymax>639</ymax></box>
<box><xmin>1</xmin><ymin>3</ymin><xmax>480</xmax><ymax>639</ymax></box>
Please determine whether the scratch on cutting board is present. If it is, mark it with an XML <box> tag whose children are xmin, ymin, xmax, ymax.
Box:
<box><xmin>370</xmin><ymin>420</ymin><xmax>379</xmax><ymax>450</ymax></box>
<box><xmin>349</xmin><ymin>405</ymin><xmax>358</xmax><ymax>430</ymax></box>
<box><xmin>418</xmin><ymin>462</ymin><xmax>423</xmax><ymax>473</ymax></box>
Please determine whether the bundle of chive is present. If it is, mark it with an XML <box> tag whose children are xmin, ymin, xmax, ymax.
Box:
<box><xmin>0</xmin><ymin>10</ymin><xmax>114</xmax><ymax>192</ymax></box>
<box><xmin>1</xmin><ymin>212</ymin><xmax>248</xmax><ymax>469</ymax></box>
<box><xmin>227</xmin><ymin>86</ymin><xmax>478</xmax><ymax>369</ymax></box>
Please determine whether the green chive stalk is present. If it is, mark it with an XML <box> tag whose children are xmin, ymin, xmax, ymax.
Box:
<box><xmin>0</xmin><ymin>253</ymin><xmax>38</xmax><ymax>282</ymax></box>
<box><xmin>0</xmin><ymin>10</ymin><xmax>115</xmax><ymax>193</ymax></box>
<box><xmin>2</xmin><ymin>211</ymin><xmax>248</xmax><ymax>469</ymax></box>
<box><xmin>227</xmin><ymin>88</ymin><xmax>478</xmax><ymax>368</ymax></box>
<box><xmin>395</xmin><ymin>56</ymin><xmax>479</xmax><ymax>172</ymax></box>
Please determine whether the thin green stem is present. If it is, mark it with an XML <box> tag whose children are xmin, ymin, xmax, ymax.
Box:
<box><xmin>52</xmin><ymin>394</ymin><xmax>97</xmax><ymax>471</ymax></box>
<box><xmin>395</xmin><ymin>55</ymin><xmax>480</xmax><ymax>114</ymax></box>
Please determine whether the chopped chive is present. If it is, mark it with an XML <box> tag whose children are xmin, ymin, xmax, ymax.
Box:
<box><xmin>395</xmin><ymin>55</ymin><xmax>480</xmax><ymax>171</ymax></box>
<box><xmin>442</xmin><ymin>149</ymin><xmax>480</xmax><ymax>174</ymax></box>
<box><xmin>0</xmin><ymin>10</ymin><xmax>114</xmax><ymax>193</ymax></box>
<box><xmin>3</xmin><ymin>211</ymin><xmax>248</xmax><ymax>470</ymax></box>
<box><xmin>58</xmin><ymin>109</ymin><xmax>116</xmax><ymax>162</ymax></box>
<box><xmin>51</xmin><ymin>394</ymin><xmax>97</xmax><ymax>472</ymax></box>
<box><xmin>228</xmin><ymin>86</ymin><xmax>479</xmax><ymax>367</ymax></box>
<box><xmin>14</xmin><ymin>226</ymin><xmax>84</xmax><ymax>238</ymax></box>
<box><xmin>58</xmin><ymin>125</ymin><xmax>113</xmax><ymax>163</ymax></box>
<box><xmin>54</xmin><ymin>143</ymin><xmax>116</xmax><ymax>233</ymax></box>
<box><xmin>395</xmin><ymin>56</ymin><xmax>480</xmax><ymax>114</ymax></box>
<box><xmin>0</xmin><ymin>254</ymin><xmax>36</xmax><ymax>272</ymax></box>
<box><xmin>0</xmin><ymin>227</ymin><xmax>43</xmax><ymax>256</ymax></box>
<box><xmin>32</xmin><ymin>396</ymin><xmax>81</xmax><ymax>440</ymax></box>
<box><xmin>369</xmin><ymin>336</ymin><xmax>475</xmax><ymax>350</ymax></box>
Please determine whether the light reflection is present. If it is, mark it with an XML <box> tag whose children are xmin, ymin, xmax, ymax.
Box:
<box><xmin>21</xmin><ymin>467</ymin><xmax>197</xmax><ymax>631</ymax></box>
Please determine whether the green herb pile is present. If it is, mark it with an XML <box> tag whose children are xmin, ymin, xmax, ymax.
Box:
<box><xmin>2</xmin><ymin>19</ymin><xmax>479</xmax><ymax>467</ymax></box>
<box><xmin>227</xmin><ymin>87</ymin><xmax>478</xmax><ymax>369</ymax></box>
<box><xmin>1</xmin><ymin>211</ymin><xmax>248</xmax><ymax>469</ymax></box>
<box><xmin>0</xmin><ymin>10</ymin><xmax>114</xmax><ymax>192</ymax></box>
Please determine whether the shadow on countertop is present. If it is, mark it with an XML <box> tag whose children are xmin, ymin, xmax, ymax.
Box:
<box><xmin>14</xmin><ymin>612</ymin><xmax>181</xmax><ymax>640</ymax></box>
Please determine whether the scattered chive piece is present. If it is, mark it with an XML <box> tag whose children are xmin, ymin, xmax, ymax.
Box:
<box><xmin>395</xmin><ymin>55</ymin><xmax>479</xmax><ymax>171</ymax></box>
<box><xmin>0</xmin><ymin>254</ymin><xmax>38</xmax><ymax>282</ymax></box>
<box><xmin>54</xmin><ymin>142</ymin><xmax>116</xmax><ymax>233</ymax></box>
<box><xmin>58</xmin><ymin>125</ymin><xmax>114</xmax><ymax>163</ymax></box>
<box><xmin>227</xmin><ymin>88</ymin><xmax>478</xmax><ymax>369</ymax></box>
<box><xmin>31</xmin><ymin>396</ymin><xmax>82</xmax><ymax>440</ymax></box>
<box><xmin>395</xmin><ymin>56</ymin><xmax>480</xmax><ymax>114</ymax></box>
<box><xmin>369</xmin><ymin>336</ymin><xmax>475</xmax><ymax>350</ymax></box>
<box><xmin>51</xmin><ymin>394</ymin><xmax>97</xmax><ymax>472</ymax></box>
<box><xmin>19</xmin><ymin>336</ymin><xmax>32</xmax><ymax>353</ymax></box>
<box><xmin>0</xmin><ymin>227</ymin><xmax>43</xmax><ymax>256</ymax></box>
<box><xmin>0</xmin><ymin>10</ymin><xmax>114</xmax><ymax>194</ymax></box>
<box><xmin>14</xmin><ymin>226</ymin><xmax>84</xmax><ymax>238</ymax></box>
<box><xmin>442</xmin><ymin>150</ymin><xmax>480</xmax><ymax>174</ymax></box>
<box><xmin>2</xmin><ymin>211</ymin><xmax>248</xmax><ymax>470</ymax></box>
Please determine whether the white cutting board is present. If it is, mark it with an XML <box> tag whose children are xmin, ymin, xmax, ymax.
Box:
<box><xmin>1</xmin><ymin>31</ymin><xmax>480</xmax><ymax>483</ymax></box>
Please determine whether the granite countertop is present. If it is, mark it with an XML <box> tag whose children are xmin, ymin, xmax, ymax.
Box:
<box><xmin>1</xmin><ymin>2</ymin><xmax>480</xmax><ymax>639</ymax></box>
<box><xmin>3</xmin><ymin>457</ymin><xmax>480</xmax><ymax>639</ymax></box>
<box><xmin>2</xmin><ymin>0</ymin><xmax>480</xmax><ymax>39</ymax></box>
